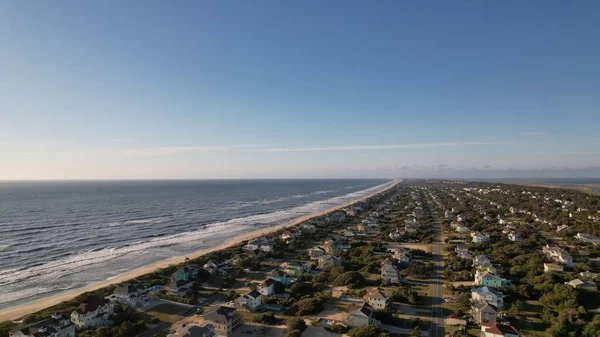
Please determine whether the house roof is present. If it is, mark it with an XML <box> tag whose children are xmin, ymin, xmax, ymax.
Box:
<box><xmin>366</xmin><ymin>288</ymin><xmax>388</xmax><ymax>300</ymax></box>
<box><xmin>175</xmin><ymin>324</ymin><xmax>214</xmax><ymax>337</ymax></box>
<box><xmin>473</xmin><ymin>301</ymin><xmax>498</xmax><ymax>312</ymax></box>
<box><xmin>260</xmin><ymin>278</ymin><xmax>277</xmax><ymax>287</ymax></box>
<box><xmin>203</xmin><ymin>307</ymin><xmax>240</xmax><ymax>323</ymax></box>
<box><xmin>351</xmin><ymin>303</ymin><xmax>373</xmax><ymax>317</ymax></box>
<box><xmin>245</xmin><ymin>290</ymin><xmax>261</xmax><ymax>299</ymax></box>
<box><xmin>76</xmin><ymin>298</ymin><xmax>110</xmax><ymax>314</ymax></box>
<box><xmin>481</xmin><ymin>322</ymin><xmax>519</xmax><ymax>335</ymax></box>
<box><xmin>472</xmin><ymin>286</ymin><xmax>502</xmax><ymax>297</ymax></box>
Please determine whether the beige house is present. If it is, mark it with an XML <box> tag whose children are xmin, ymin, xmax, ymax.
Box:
<box><xmin>543</xmin><ymin>263</ymin><xmax>563</xmax><ymax>273</ymax></box>
<box><xmin>347</xmin><ymin>303</ymin><xmax>374</xmax><ymax>327</ymax></box>
<box><xmin>199</xmin><ymin>307</ymin><xmax>242</xmax><ymax>337</ymax></box>
<box><xmin>363</xmin><ymin>288</ymin><xmax>390</xmax><ymax>310</ymax></box>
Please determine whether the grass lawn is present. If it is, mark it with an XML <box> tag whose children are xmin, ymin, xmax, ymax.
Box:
<box><xmin>145</xmin><ymin>303</ymin><xmax>189</xmax><ymax>322</ymax></box>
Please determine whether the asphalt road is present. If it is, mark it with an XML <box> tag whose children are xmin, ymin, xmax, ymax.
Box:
<box><xmin>428</xmin><ymin>202</ymin><xmax>445</xmax><ymax>337</ymax></box>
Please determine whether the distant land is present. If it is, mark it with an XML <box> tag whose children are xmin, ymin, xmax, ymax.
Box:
<box><xmin>483</xmin><ymin>178</ymin><xmax>600</xmax><ymax>195</ymax></box>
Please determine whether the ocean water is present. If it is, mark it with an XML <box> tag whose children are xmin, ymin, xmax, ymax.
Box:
<box><xmin>0</xmin><ymin>179</ymin><xmax>393</xmax><ymax>309</ymax></box>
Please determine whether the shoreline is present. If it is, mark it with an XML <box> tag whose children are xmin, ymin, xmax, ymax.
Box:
<box><xmin>0</xmin><ymin>180</ymin><xmax>400</xmax><ymax>322</ymax></box>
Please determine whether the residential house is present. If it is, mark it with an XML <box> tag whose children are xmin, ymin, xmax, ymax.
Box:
<box><xmin>203</xmin><ymin>260</ymin><xmax>231</xmax><ymax>276</ymax></box>
<box><xmin>472</xmin><ymin>232</ymin><xmax>491</xmax><ymax>244</ymax></box>
<box><xmin>580</xmin><ymin>271</ymin><xmax>600</xmax><ymax>280</ymax></box>
<box><xmin>507</xmin><ymin>233</ymin><xmax>521</xmax><ymax>242</ymax></box>
<box><xmin>471</xmin><ymin>286</ymin><xmax>503</xmax><ymax>308</ymax></box>
<box><xmin>473</xmin><ymin>255</ymin><xmax>491</xmax><ymax>268</ymax></box>
<box><xmin>281</xmin><ymin>231</ymin><xmax>296</xmax><ymax>243</ymax></box>
<box><xmin>258</xmin><ymin>278</ymin><xmax>282</xmax><ymax>296</ymax></box>
<box><xmin>472</xmin><ymin>301</ymin><xmax>498</xmax><ymax>324</ymax></box>
<box><xmin>244</xmin><ymin>237</ymin><xmax>275</xmax><ymax>253</ymax></box>
<box><xmin>9</xmin><ymin>314</ymin><xmax>75</xmax><ymax>337</ymax></box>
<box><xmin>267</xmin><ymin>269</ymin><xmax>292</xmax><ymax>286</ymax></box>
<box><xmin>199</xmin><ymin>307</ymin><xmax>242</xmax><ymax>337</ymax></box>
<box><xmin>475</xmin><ymin>270</ymin><xmax>507</xmax><ymax>288</ymax></box>
<box><xmin>381</xmin><ymin>260</ymin><xmax>400</xmax><ymax>283</ymax></box>
<box><xmin>318</xmin><ymin>255</ymin><xmax>343</xmax><ymax>269</ymax></box>
<box><xmin>389</xmin><ymin>247</ymin><xmax>410</xmax><ymax>265</ymax></box>
<box><xmin>167</xmin><ymin>324</ymin><xmax>216</xmax><ymax>337</ymax></box>
<box><xmin>174</xmin><ymin>265</ymin><xmax>199</xmax><ymax>281</ymax></box>
<box><xmin>347</xmin><ymin>303</ymin><xmax>374</xmax><ymax>327</ymax></box>
<box><xmin>576</xmin><ymin>233</ymin><xmax>600</xmax><ymax>246</ymax></box>
<box><xmin>543</xmin><ymin>263</ymin><xmax>564</xmax><ymax>273</ymax></box>
<box><xmin>542</xmin><ymin>245</ymin><xmax>573</xmax><ymax>266</ymax></box>
<box><xmin>280</xmin><ymin>261</ymin><xmax>310</xmax><ymax>276</ymax></box>
<box><xmin>556</xmin><ymin>225</ymin><xmax>570</xmax><ymax>233</ymax></box>
<box><xmin>567</xmin><ymin>279</ymin><xmax>598</xmax><ymax>291</ymax></box>
<box><xmin>109</xmin><ymin>284</ymin><xmax>150</xmax><ymax>308</ymax></box>
<box><xmin>235</xmin><ymin>290</ymin><xmax>262</xmax><ymax>312</ymax></box>
<box><xmin>480</xmin><ymin>322</ymin><xmax>520</xmax><ymax>337</ymax></box>
<box><xmin>166</xmin><ymin>277</ymin><xmax>194</xmax><ymax>297</ymax></box>
<box><xmin>308</xmin><ymin>247</ymin><xmax>326</xmax><ymax>260</ymax></box>
<box><xmin>363</xmin><ymin>288</ymin><xmax>391</xmax><ymax>310</ymax></box>
<box><xmin>70</xmin><ymin>299</ymin><xmax>114</xmax><ymax>329</ymax></box>
<box><xmin>323</xmin><ymin>240</ymin><xmax>339</xmax><ymax>255</ymax></box>
<box><xmin>299</xmin><ymin>224</ymin><xmax>316</xmax><ymax>235</ymax></box>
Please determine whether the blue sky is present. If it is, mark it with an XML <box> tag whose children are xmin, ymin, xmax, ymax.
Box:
<box><xmin>1</xmin><ymin>1</ymin><xmax>599</xmax><ymax>179</ymax></box>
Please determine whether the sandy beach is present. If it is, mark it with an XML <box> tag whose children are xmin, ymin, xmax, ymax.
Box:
<box><xmin>0</xmin><ymin>180</ymin><xmax>400</xmax><ymax>322</ymax></box>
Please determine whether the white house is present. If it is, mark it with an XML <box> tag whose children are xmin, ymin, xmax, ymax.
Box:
<box><xmin>473</xmin><ymin>255</ymin><xmax>491</xmax><ymax>268</ymax></box>
<box><xmin>236</xmin><ymin>290</ymin><xmax>262</xmax><ymax>311</ymax></box>
<box><xmin>258</xmin><ymin>278</ymin><xmax>277</xmax><ymax>296</ymax></box>
<box><xmin>471</xmin><ymin>286</ymin><xmax>503</xmax><ymax>308</ymax></box>
<box><xmin>203</xmin><ymin>260</ymin><xmax>231</xmax><ymax>276</ymax></box>
<box><xmin>542</xmin><ymin>245</ymin><xmax>573</xmax><ymax>266</ymax></box>
<box><xmin>10</xmin><ymin>314</ymin><xmax>75</xmax><ymax>337</ymax></box>
<box><xmin>70</xmin><ymin>299</ymin><xmax>114</xmax><ymax>329</ymax></box>
<box><xmin>167</xmin><ymin>324</ymin><xmax>216</xmax><ymax>337</ymax></box>
<box><xmin>109</xmin><ymin>284</ymin><xmax>150</xmax><ymax>308</ymax></box>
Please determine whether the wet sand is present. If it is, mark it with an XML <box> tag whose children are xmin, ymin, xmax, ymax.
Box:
<box><xmin>0</xmin><ymin>180</ymin><xmax>400</xmax><ymax>321</ymax></box>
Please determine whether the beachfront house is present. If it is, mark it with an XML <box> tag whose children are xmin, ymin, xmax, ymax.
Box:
<box><xmin>235</xmin><ymin>290</ymin><xmax>262</xmax><ymax>312</ymax></box>
<box><xmin>347</xmin><ymin>303</ymin><xmax>375</xmax><ymax>327</ymax></box>
<box><xmin>10</xmin><ymin>314</ymin><xmax>75</xmax><ymax>337</ymax></box>
<box><xmin>174</xmin><ymin>265</ymin><xmax>199</xmax><ymax>281</ymax></box>
<box><xmin>166</xmin><ymin>277</ymin><xmax>194</xmax><ymax>297</ymax></box>
<box><xmin>203</xmin><ymin>260</ymin><xmax>231</xmax><ymax>276</ymax></box>
<box><xmin>70</xmin><ymin>299</ymin><xmax>114</xmax><ymax>329</ymax></box>
<box><xmin>199</xmin><ymin>307</ymin><xmax>242</xmax><ymax>337</ymax></box>
<box><xmin>108</xmin><ymin>284</ymin><xmax>150</xmax><ymax>308</ymax></box>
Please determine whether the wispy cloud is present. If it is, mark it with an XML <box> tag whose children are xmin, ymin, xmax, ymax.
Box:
<box><xmin>522</xmin><ymin>132</ymin><xmax>546</xmax><ymax>136</ymax></box>
<box><xmin>112</xmin><ymin>138</ymin><xmax>142</xmax><ymax>142</ymax></box>
<box><xmin>260</xmin><ymin>142</ymin><xmax>504</xmax><ymax>152</ymax></box>
<box><xmin>119</xmin><ymin>144</ymin><xmax>266</xmax><ymax>156</ymax></box>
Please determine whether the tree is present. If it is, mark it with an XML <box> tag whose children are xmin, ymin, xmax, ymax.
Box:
<box><xmin>347</xmin><ymin>325</ymin><xmax>386</xmax><ymax>337</ymax></box>
<box><xmin>410</xmin><ymin>326</ymin><xmax>421</xmax><ymax>337</ymax></box>
<box><xmin>286</xmin><ymin>318</ymin><xmax>307</xmax><ymax>333</ymax></box>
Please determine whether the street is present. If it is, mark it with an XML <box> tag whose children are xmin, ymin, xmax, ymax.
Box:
<box><xmin>428</xmin><ymin>201</ymin><xmax>445</xmax><ymax>337</ymax></box>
